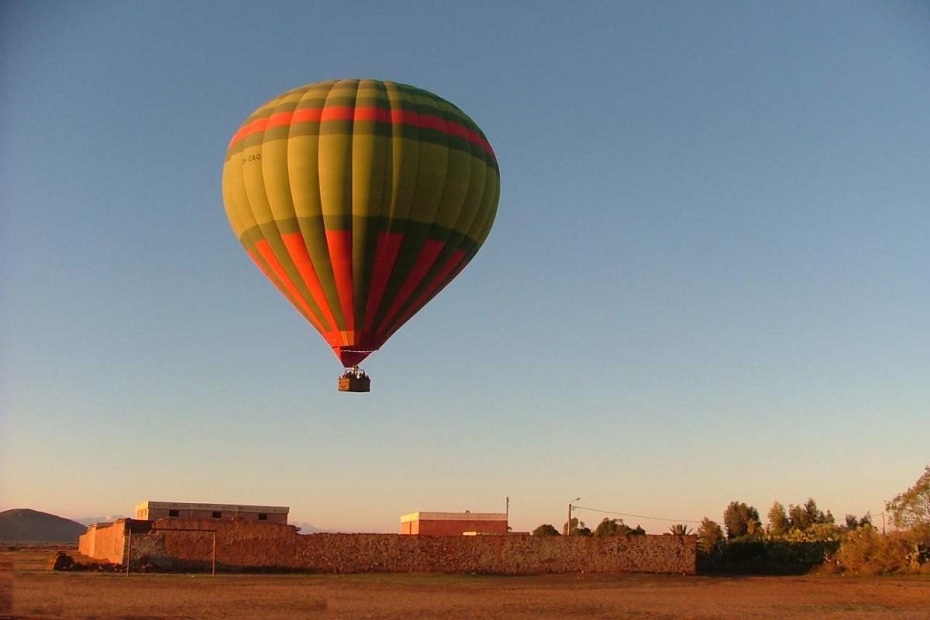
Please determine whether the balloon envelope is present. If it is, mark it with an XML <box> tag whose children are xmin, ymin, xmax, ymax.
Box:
<box><xmin>222</xmin><ymin>79</ymin><xmax>500</xmax><ymax>367</ymax></box>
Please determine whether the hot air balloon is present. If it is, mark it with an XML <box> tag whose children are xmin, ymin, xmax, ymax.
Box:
<box><xmin>222</xmin><ymin>79</ymin><xmax>500</xmax><ymax>391</ymax></box>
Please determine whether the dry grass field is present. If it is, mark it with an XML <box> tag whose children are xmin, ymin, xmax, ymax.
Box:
<box><xmin>3</xmin><ymin>546</ymin><xmax>928</xmax><ymax>620</ymax></box>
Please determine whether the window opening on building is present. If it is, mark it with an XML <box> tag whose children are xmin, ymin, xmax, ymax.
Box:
<box><xmin>212</xmin><ymin>511</ymin><xmax>222</xmax><ymax>519</ymax></box>
<box><xmin>258</xmin><ymin>513</ymin><xmax>268</xmax><ymax>521</ymax></box>
<box><xmin>168</xmin><ymin>509</ymin><xmax>179</xmax><ymax>517</ymax></box>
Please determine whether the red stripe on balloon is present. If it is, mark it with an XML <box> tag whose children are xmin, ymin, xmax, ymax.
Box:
<box><xmin>325</xmin><ymin>230</ymin><xmax>355</xmax><ymax>335</ymax></box>
<box><xmin>362</xmin><ymin>231</ymin><xmax>405</xmax><ymax>333</ymax></box>
<box><xmin>384</xmin><ymin>248</ymin><xmax>467</xmax><ymax>340</ymax></box>
<box><xmin>229</xmin><ymin>106</ymin><xmax>495</xmax><ymax>160</ymax></box>
<box><xmin>378</xmin><ymin>239</ymin><xmax>445</xmax><ymax>334</ymax></box>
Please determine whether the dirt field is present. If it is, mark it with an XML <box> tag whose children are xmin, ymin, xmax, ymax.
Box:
<box><xmin>3</xmin><ymin>547</ymin><xmax>929</xmax><ymax>620</ymax></box>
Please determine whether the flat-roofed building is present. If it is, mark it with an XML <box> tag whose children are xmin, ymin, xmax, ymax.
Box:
<box><xmin>135</xmin><ymin>501</ymin><xmax>289</xmax><ymax>524</ymax></box>
<box><xmin>400</xmin><ymin>511</ymin><xmax>508</xmax><ymax>535</ymax></box>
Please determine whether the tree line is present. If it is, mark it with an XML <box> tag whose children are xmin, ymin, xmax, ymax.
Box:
<box><xmin>531</xmin><ymin>466</ymin><xmax>930</xmax><ymax>575</ymax></box>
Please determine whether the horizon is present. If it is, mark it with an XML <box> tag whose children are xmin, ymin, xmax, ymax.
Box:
<box><xmin>0</xmin><ymin>492</ymin><xmax>899</xmax><ymax>536</ymax></box>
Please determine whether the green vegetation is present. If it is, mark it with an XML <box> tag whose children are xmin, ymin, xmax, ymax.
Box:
<box><xmin>531</xmin><ymin>524</ymin><xmax>560</xmax><ymax>537</ymax></box>
<box><xmin>885</xmin><ymin>466</ymin><xmax>930</xmax><ymax>529</ymax></box>
<box><xmin>834</xmin><ymin>523</ymin><xmax>930</xmax><ymax>575</ymax></box>
<box><xmin>562</xmin><ymin>517</ymin><xmax>591</xmax><ymax>537</ymax></box>
<box><xmin>698</xmin><ymin>466</ymin><xmax>930</xmax><ymax>575</ymax></box>
<box><xmin>723</xmin><ymin>501</ymin><xmax>762</xmax><ymax>540</ymax></box>
<box><xmin>697</xmin><ymin>518</ymin><xmax>724</xmax><ymax>555</ymax></box>
<box><xmin>593</xmin><ymin>518</ymin><xmax>645</xmax><ymax>537</ymax></box>
<box><xmin>528</xmin><ymin>467</ymin><xmax>930</xmax><ymax>576</ymax></box>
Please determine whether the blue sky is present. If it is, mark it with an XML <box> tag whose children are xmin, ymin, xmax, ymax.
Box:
<box><xmin>2</xmin><ymin>1</ymin><xmax>928</xmax><ymax>533</ymax></box>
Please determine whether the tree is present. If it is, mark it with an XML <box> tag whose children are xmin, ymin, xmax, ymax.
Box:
<box><xmin>788</xmin><ymin>504</ymin><xmax>807</xmax><ymax>531</ymax></box>
<box><xmin>885</xmin><ymin>466</ymin><xmax>930</xmax><ymax>529</ymax></box>
<box><xmin>697</xmin><ymin>517</ymin><xmax>724</xmax><ymax>554</ymax></box>
<box><xmin>787</xmin><ymin>498</ymin><xmax>831</xmax><ymax>532</ymax></box>
<box><xmin>532</xmin><ymin>524</ymin><xmax>560</xmax><ymax>536</ymax></box>
<box><xmin>723</xmin><ymin>501</ymin><xmax>762</xmax><ymax>540</ymax></box>
<box><xmin>668</xmin><ymin>523</ymin><xmax>693</xmax><ymax>536</ymax></box>
<box><xmin>767</xmin><ymin>502</ymin><xmax>790</xmax><ymax>537</ymax></box>
<box><xmin>593</xmin><ymin>518</ymin><xmax>626</xmax><ymax>537</ymax></box>
<box><xmin>593</xmin><ymin>518</ymin><xmax>645</xmax><ymax>537</ymax></box>
<box><xmin>563</xmin><ymin>516</ymin><xmax>591</xmax><ymax>536</ymax></box>
<box><xmin>844</xmin><ymin>513</ymin><xmax>872</xmax><ymax>531</ymax></box>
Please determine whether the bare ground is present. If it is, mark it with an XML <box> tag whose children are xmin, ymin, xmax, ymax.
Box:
<box><xmin>3</xmin><ymin>547</ymin><xmax>928</xmax><ymax>620</ymax></box>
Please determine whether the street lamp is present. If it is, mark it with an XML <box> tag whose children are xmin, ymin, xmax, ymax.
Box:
<box><xmin>567</xmin><ymin>497</ymin><xmax>581</xmax><ymax>535</ymax></box>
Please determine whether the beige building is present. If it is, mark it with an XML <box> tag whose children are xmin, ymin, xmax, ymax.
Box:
<box><xmin>135</xmin><ymin>501</ymin><xmax>289</xmax><ymax>524</ymax></box>
<box><xmin>400</xmin><ymin>511</ymin><xmax>508</xmax><ymax>535</ymax></box>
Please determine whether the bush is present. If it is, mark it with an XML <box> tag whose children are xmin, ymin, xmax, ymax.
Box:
<box><xmin>835</xmin><ymin>525</ymin><xmax>930</xmax><ymax>575</ymax></box>
<box><xmin>531</xmin><ymin>524</ymin><xmax>559</xmax><ymax>537</ymax></box>
<box><xmin>697</xmin><ymin>540</ymin><xmax>838</xmax><ymax>575</ymax></box>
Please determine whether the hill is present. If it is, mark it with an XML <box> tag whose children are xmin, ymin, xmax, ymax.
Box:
<box><xmin>75</xmin><ymin>515</ymin><xmax>127</xmax><ymax>526</ymax></box>
<box><xmin>0</xmin><ymin>508</ymin><xmax>87</xmax><ymax>543</ymax></box>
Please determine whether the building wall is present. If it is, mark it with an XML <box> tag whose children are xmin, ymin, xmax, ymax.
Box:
<box><xmin>79</xmin><ymin>521</ymin><xmax>126</xmax><ymax>564</ymax></box>
<box><xmin>82</xmin><ymin>518</ymin><xmax>696</xmax><ymax>575</ymax></box>
<box><xmin>135</xmin><ymin>502</ymin><xmax>288</xmax><ymax>524</ymax></box>
<box><xmin>415</xmin><ymin>519</ymin><xmax>509</xmax><ymax>535</ymax></box>
<box><xmin>400</xmin><ymin>512</ymin><xmax>509</xmax><ymax>535</ymax></box>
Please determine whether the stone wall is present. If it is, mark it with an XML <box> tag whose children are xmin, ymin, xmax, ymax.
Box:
<box><xmin>295</xmin><ymin>532</ymin><xmax>695</xmax><ymax>574</ymax></box>
<box><xmin>111</xmin><ymin>519</ymin><xmax>695</xmax><ymax>575</ymax></box>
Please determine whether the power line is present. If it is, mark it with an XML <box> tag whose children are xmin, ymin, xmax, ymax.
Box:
<box><xmin>573</xmin><ymin>505</ymin><xmax>702</xmax><ymax>525</ymax></box>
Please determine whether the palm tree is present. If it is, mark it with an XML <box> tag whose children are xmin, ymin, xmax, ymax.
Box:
<box><xmin>669</xmin><ymin>523</ymin><xmax>693</xmax><ymax>536</ymax></box>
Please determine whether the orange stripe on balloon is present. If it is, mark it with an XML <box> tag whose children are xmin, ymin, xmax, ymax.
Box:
<box><xmin>324</xmin><ymin>230</ymin><xmax>355</xmax><ymax>334</ymax></box>
<box><xmin>229</xmin><ymin>117</ymin><xmax>267</xmax><ymax>147</ymax></box>
<box><xmin>362</xmin><ymin>231</ymin><xmax>405</xmax><ymax>333</ymax></box>
<box><xmin>354</xmin><ymin>107</ymin><xmax>393</xmax><ymax>123</ymax></box>
<box><xmin>320</xmin><ymin>106</ymin><xmax>355</xmax><ymax>122</ymax></box>
<box><xmin>281</xmin><ymin>232</ymin><xmax>339</xmax><ymax>336</ymax></box>
<box><xmin>228</xmin><ymin>109</ymin><xmax>325</xmax><ymax>147</ymax></box>
<box><xmin>253</xmin><ymin>239</ymin><xmax>328</xmax><ymax>336</ymax></box>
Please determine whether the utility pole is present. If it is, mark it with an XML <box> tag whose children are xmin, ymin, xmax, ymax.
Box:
<box><xmin>567</xmin><ymin>497</ymin><xmax>580</xmax><ymax>535</ymax></box>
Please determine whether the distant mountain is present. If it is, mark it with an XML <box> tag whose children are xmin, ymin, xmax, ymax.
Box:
<box><xmin>0</xmin><ymin>509</ymin><xmax>87</xmax><ymax>543</ymax></box>
<box><xmin>75</xmin><ymin>515</ymin><xmax>127</xmax><ymax>526</ymax></box>
<box><xmin>292</xmin><ymin>521</ymin><xmax>325</xmax><ymax>534</ymax></box>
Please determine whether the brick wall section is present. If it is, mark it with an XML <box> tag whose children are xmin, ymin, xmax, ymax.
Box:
<box><xmin>110</xmin><ymin>519</ymin><xmax>695</xmax><ymax>574</ymax></box>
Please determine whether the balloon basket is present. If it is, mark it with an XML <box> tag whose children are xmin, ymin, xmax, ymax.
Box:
<box><xmin>338</xmin><ymin>369</ymin><xmax>371</xmax><ymax>393</ymax></box>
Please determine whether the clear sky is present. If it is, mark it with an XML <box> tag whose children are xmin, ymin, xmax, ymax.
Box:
<box><xmin>2</xmin><ymin>1</ymin><xmax>928</xmax><ymax>534</ymax></box>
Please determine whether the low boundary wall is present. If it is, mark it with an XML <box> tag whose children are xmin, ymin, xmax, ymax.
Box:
<box><xmin>79</xmin><ymin>521</ymin><xmax>126</xmax><ymax>564</ymax></box>
<box><xmin>82</xmin><ymin>519</ymin><xmax>696</xmax><ymax>575</ymax></box>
